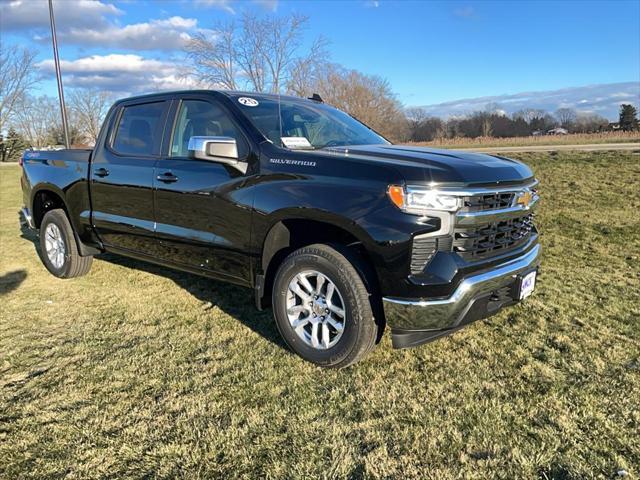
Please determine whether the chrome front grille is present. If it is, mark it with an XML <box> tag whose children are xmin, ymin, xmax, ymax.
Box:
<box><xmin>453</xmin><ymin>214</ymin><xmax>535</xmax><ymax>261</ymax></box>
<box><xmin>409</xmin><ymin>181</ymin><xmax>539</xmax><ymax>273</ymax></box>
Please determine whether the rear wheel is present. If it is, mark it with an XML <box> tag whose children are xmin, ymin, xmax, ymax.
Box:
<box><xmin>272</xmin><ymin>244</ymin><xmax>378</xmax><ymax>368</ymax></box>
<box><xmin>39</xmin><ymin>209</ymin><xmax>93</xmax><ymax>278</ymax></box>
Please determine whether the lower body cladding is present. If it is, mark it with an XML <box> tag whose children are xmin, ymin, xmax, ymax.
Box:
<box><xmin>383</xmin><ymin>243</ymin><xmax>541</xmax><ymax>349</ymax></box>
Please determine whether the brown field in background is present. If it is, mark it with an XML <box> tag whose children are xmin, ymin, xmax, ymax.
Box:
<box><xmin>410</xmin><ymin>131</ymin><xmax>640</xmax><ymax>149</ymax></box>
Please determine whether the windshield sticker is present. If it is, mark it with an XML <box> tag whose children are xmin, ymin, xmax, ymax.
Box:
<box><xmin>269</xmin><ymin>158</ymin><xmax>316</xmax><ymax>167</ymax></box>
<box><xmin>281</xmin><ymin>136</ymin><xmax>313</xmax><ymax>150</ymax></box>
<box><xmin>238</xmin><ymin>97</ymin><xmax>259</xmax><ymax>107</ymax></box>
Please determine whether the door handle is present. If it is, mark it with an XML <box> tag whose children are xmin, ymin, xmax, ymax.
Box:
<box><xmin>94</xmin><ymin>167</ymin><xmax>109</xmax><ymax>178</ymax></box>
<box><xmin>156</xmin><ymin>172</ymin><xmax>178</xmax><ymax>183</ymax></box>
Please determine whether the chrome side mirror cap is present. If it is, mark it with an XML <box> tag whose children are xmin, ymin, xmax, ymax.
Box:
<box><xmin>188</xmin><ymin>136</ymin><xmax>247</xmax><ymax>174</ymax></box>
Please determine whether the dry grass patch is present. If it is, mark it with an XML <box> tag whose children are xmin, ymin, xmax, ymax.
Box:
<box><xmin>410</xmin><ymin>131</ymin><xmax>640</xmax><ymax>149</ymax></box>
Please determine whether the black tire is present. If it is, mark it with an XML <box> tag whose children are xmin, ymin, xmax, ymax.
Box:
<box><xmin>39</xmin><ymin>209</ymin><xmax>93</xmax><ymax>279</ymax></box>
<box><xmin>272</xmin><ymin>243</ymin><xmax>378</xmax><ymax>368</ymax></box>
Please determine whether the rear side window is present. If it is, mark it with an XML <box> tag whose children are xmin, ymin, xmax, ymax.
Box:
<box><xmin>112</xmin><ymin>102</ymin><xmax>166</xmax><ymax>156</ymax></box>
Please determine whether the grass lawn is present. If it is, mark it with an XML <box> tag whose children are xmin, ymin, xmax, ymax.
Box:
<box><xmin>1</xmin><ymin>152</ymin><xmax>639</xmax><ymax>479</ymax></box>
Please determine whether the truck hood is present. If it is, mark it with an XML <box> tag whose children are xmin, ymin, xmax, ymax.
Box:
<box><xmin>325</xmin><ymin>145</ymin><xmax>534</xmax><ymax>186</ymax></box>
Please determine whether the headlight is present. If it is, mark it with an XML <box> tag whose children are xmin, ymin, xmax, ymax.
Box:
<box><xmin>387</xmin><ymin>185</ymin><xmax>460</xmax><ymax>214</ymax></box>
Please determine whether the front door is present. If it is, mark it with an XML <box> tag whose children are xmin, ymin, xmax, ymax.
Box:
<box><xmin>153</xmin><ymin>98</ymin><xmax>254</xmax><ymax>284</ymax></box>
<box><xmin>90</xmin><ymin>100</ymin><xmax>169</xmax><ymax>253</ymax></box>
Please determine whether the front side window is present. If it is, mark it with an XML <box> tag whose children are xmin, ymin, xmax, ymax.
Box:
<box><xmin>233</xmin><ymin>95</ymin><xmax>389</xmax><ymax>150</ymax></box>
<box><xmin>171</xmin><ymin>100</ymin><xmax>247</xmax><ymax>158</ymax></box>
<box><xmin>112</xmin><ymin>102</ymin><xmax>165</xmax><ymax>156</ymax></box>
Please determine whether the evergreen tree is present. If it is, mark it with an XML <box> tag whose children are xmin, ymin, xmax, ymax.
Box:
<box><xmin>619</xmin><ymin>104</ymin><xmax>638</xmax><ymax>131</ymax></box>
<box><xmin>46</xmin><ymin>125</ymin><xmax>84</xmax><ymax>147</ymax></box>
<box><xmin>0</xmin><ymin>128</ymin><xmax>29</xmax><ymax>162</ymax></box>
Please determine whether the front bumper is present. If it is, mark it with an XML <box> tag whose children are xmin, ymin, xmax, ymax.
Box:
<box><xmin>384</xmin><ymin>243</ymin><xmax>541</xmax><ymax>349</ymax></box>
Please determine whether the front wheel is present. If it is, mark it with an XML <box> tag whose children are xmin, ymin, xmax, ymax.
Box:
<box><xmin>272</xmin><ymin>244</ymin><xmax>378</xmax><ymax>368</ymax></box>
<box><xmin>39</xmin><ymin>209</ymin><xmax>93</xmax><ymax>278</ymax></box>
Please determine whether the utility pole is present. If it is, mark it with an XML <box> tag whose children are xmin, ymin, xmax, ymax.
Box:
<box><xmin>48</xmin><ymin>0</ymin><xmax>70</xmax><ymax>149</ymax></box>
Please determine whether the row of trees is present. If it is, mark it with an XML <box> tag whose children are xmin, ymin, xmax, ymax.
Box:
<box><xmin>404</xmin><ymin>106</ymin><xmax>628</xmax><ymax>143</ymax></box>
<box><xmin>182</xmin><ymin>12</ymin><xmax>638</xmax><ymax>142</ymax></box>
<box><xmin>0</xmin><ymin>90</ymin><xmax>115</xmax><ymax>161</ymax></box>
<box><xmin>184</xmin><ymin>12</ymin><xmax>408</xmax><ymax>141</ymax></box>
<box><xmin>1</xmin><ymin>44</ymin><xmax>116</xmax><ymax>160</ymax></box>
<box><xmin>1</xmin><ymin>11</ymin><xmax>639</xmax><ymax>160</ymax></box>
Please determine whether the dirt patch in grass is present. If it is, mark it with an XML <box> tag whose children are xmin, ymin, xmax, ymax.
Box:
<box><xmin>1</xmin><ymin>152</ymin><xmax>639</xmax><ymax>478</ymax></box>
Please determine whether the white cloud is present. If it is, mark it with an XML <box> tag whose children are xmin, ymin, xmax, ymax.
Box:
<box><xmin>194</xmin><ymin>0</ymin><xmax>280</xmax><ymax>13</ymax></box>
<box><xmin>0</xmin><ymin>0</ymin><xmax>122</xmax><ymax>31</ymax></box>
<box><xmin>39</xmin><ymin>16</ymin><xmax>206</xmax><ymax>51</ymax></box>
<box><xmin>3</xmin><ymin>1</ymin><xmax>207</xmax><ymax>52</ymax></box>
<box><xmin>414</xmin><ymin>82</ymin><xmax>640</xmax><ymax>120</ymax></box>
<box><xmin>194</xmin><ymin>0</ymin><xmax>236</xmax><ymax>14</ymax></box>
<box><xmin>37</xmin><ymin>54</ymin><xmax>205</xmax><ymax>95</ymax></box>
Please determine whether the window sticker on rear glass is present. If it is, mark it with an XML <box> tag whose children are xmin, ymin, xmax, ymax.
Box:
<box><xmin>238</xmin><ymin>97</ymin><xmax>259</xmax><ymax>107</ymax></box>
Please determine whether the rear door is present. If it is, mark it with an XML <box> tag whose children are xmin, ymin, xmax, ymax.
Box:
<box><xmin>90</xmin><ymin>99</ymin><xmax>169</xmax><ymax>253</ymax></box>
<box><xmin>152</xmin><ymin>96</ymin><xmax>254</xmax><ymax>284</ymax></box>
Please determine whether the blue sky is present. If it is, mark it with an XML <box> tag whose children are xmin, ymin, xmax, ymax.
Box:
<box><xmin>2</xmin><ymin>0</ymin><xmax>639</xmax><ymax>113</ymax></box>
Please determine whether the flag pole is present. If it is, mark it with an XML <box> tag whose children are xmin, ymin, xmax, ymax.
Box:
<box><xmin>48</xmin><ymin>0</ymin><xmax>70</xmax><ymax>149</ymax></box>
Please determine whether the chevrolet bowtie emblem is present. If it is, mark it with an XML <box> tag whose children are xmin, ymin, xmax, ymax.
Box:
<box><xmin>516</xmin><ymin>191</ymin><xmax>533</xmax><ymax>208</ymax></box>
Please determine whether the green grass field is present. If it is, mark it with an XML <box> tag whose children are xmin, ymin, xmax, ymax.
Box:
<box><xmin>1</xmin><ymin>152</ymin><xmax>639</xmax><ymax>479</ymax></box>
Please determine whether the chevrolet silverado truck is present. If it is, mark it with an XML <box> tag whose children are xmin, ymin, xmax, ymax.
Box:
<box><xmin>20</xmin><ymin>90</ymin><xmax>540</xmax><ymax>368</ymax></box>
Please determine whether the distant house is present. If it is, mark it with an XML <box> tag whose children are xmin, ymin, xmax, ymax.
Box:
<box><xmin>547</xmin><ymin>127</ymin><xmax>569</xmax><ymax>135</ymax></box>
<box><xmin>532</xmin><ymin>130</ymin><xmax>544</xmax><ymax>136</ymax></box>
<box><xmin>608</xmin><ymin>122</ymin><xmax>621</xmax><ymax>131</ymax></box>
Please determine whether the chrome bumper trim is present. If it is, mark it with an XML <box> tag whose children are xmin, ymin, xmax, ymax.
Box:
<box><xmin>383</xmin><ymin>243</ymin><xmax>541</xmax><ymax>331</ymax></box>
<box><xmin>20</xmin><ymin>207</ymin><xmax>35</xmax><ymax>229</ymax></box>
<box><xmin>425</xmin><ymin>179</ymin><xmax>539</xmax><ymax>196</ymax></box>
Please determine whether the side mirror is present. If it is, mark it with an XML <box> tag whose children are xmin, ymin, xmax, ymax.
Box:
<box><xmin>188</xmin><ymin>136</ymin><xmax>247</xmax><ymax>174</ymax></box>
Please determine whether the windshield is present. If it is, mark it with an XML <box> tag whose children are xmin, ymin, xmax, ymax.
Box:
<box><xmin>232</xmin><ymin>95</ymin><xmax>389</xmax><ymax>149</ymax></box>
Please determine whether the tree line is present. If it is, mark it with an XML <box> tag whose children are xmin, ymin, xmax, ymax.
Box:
<box><xmin>404</xmin><ymin>105</ymin><xmax>639</xmax><ymax>143</ymax></box>
<box><xmin>1</xmin><ymin>11</ymin><xmax>638</xmax><ymax>161</ymax></box>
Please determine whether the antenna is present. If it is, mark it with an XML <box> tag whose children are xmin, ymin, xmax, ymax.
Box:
<box><xmin>277</xmin><ymin>89</ymin><xmax>284</xmax><ymax>148</ymax></box>
<box><xmin>308</xmin><ymin>93</ymin><xmax>324</xmax><ymax>103</ymax></box>
<box><xmin>48</xmin><ymin>0</ymin><xmax>70</xmax><ymax>149</ymax></box>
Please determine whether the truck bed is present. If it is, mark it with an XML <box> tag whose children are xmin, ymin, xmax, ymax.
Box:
<box><xmin>21</xmin><ymin>148</ymin><xmax>93</xmax><ymax>238</ymax></box>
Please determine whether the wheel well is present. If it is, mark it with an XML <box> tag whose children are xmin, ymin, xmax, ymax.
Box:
<box><xmin>32</xmin><ymin>190</ymin><xmax>66</xmax><ymax>229</ymax></box>
<box><xmin>259</xmin><ymin>219</ymin><xmax>380</xmax><ymax>310</ymax></box>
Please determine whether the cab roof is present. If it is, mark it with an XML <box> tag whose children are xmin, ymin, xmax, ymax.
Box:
<box><xmin>114</xmin><ymin>89</ymin><xmax>316</xmax><ymax>105</ymax></box>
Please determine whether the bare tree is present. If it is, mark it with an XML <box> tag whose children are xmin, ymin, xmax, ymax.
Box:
<box><xmin>68</xmin><ymin>88</ymin><xmax>114</xmax><ymax>145</ymax></box>
<box><xmin>286</xmin><ymin>36</ymin><xmax>329</xmax><ymax>97</ymax></box>
<box><xmin>481</xmin><ymin>116</ymin><xmax>493</xmax><ymax>137</ymax></box>
<box><xmin>405</xmin><ymin>107</ymin><xmax>428</xmax><ymax>141</ymax></box>
<box><xmin>184</xmin><ymin>12</ymin><xmax>324</xmax><ymax>93</ymax></box>
<box><xmin>12</xmin><ymin>95</ymin><xmax>60</xmax><ymax>148</ymax></box>
<box><xmin>573</xmin><ymin>113</ymin><xmax>609</xmax><ymax>133</ymax></box>
<box><xmin>312</xmin><ymin>65</ymin><xmax>408</xmax><ymax>141</ymax></box>
<box><xmin>555</xmin><ymin>108</ymin><xmax>577</xmax><ymax>129</ymax></box>
<box><xmin>0</xmin><ymin>45</ymin><xmax>38</xmax><ymax>133</ymax></box>
<box><xmin>185</xmin><ymin>22</ymin><xmax>237</xmax><ymax>90</ymax></box>
<box><xmin>260</xmin><ymin>13</ymin><xmax>309</xmax><ymax>93</ymax></box>
<box><xmin>513</xmin><ymin>108</ymin><xmax>547</xmax><ymax>124</ymax></box>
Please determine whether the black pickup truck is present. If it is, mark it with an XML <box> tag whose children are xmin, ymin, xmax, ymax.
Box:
<box><xmin>21</xmin><ymin>90</ymin><xmax>540</xmax><ymax>367</ymax></box>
